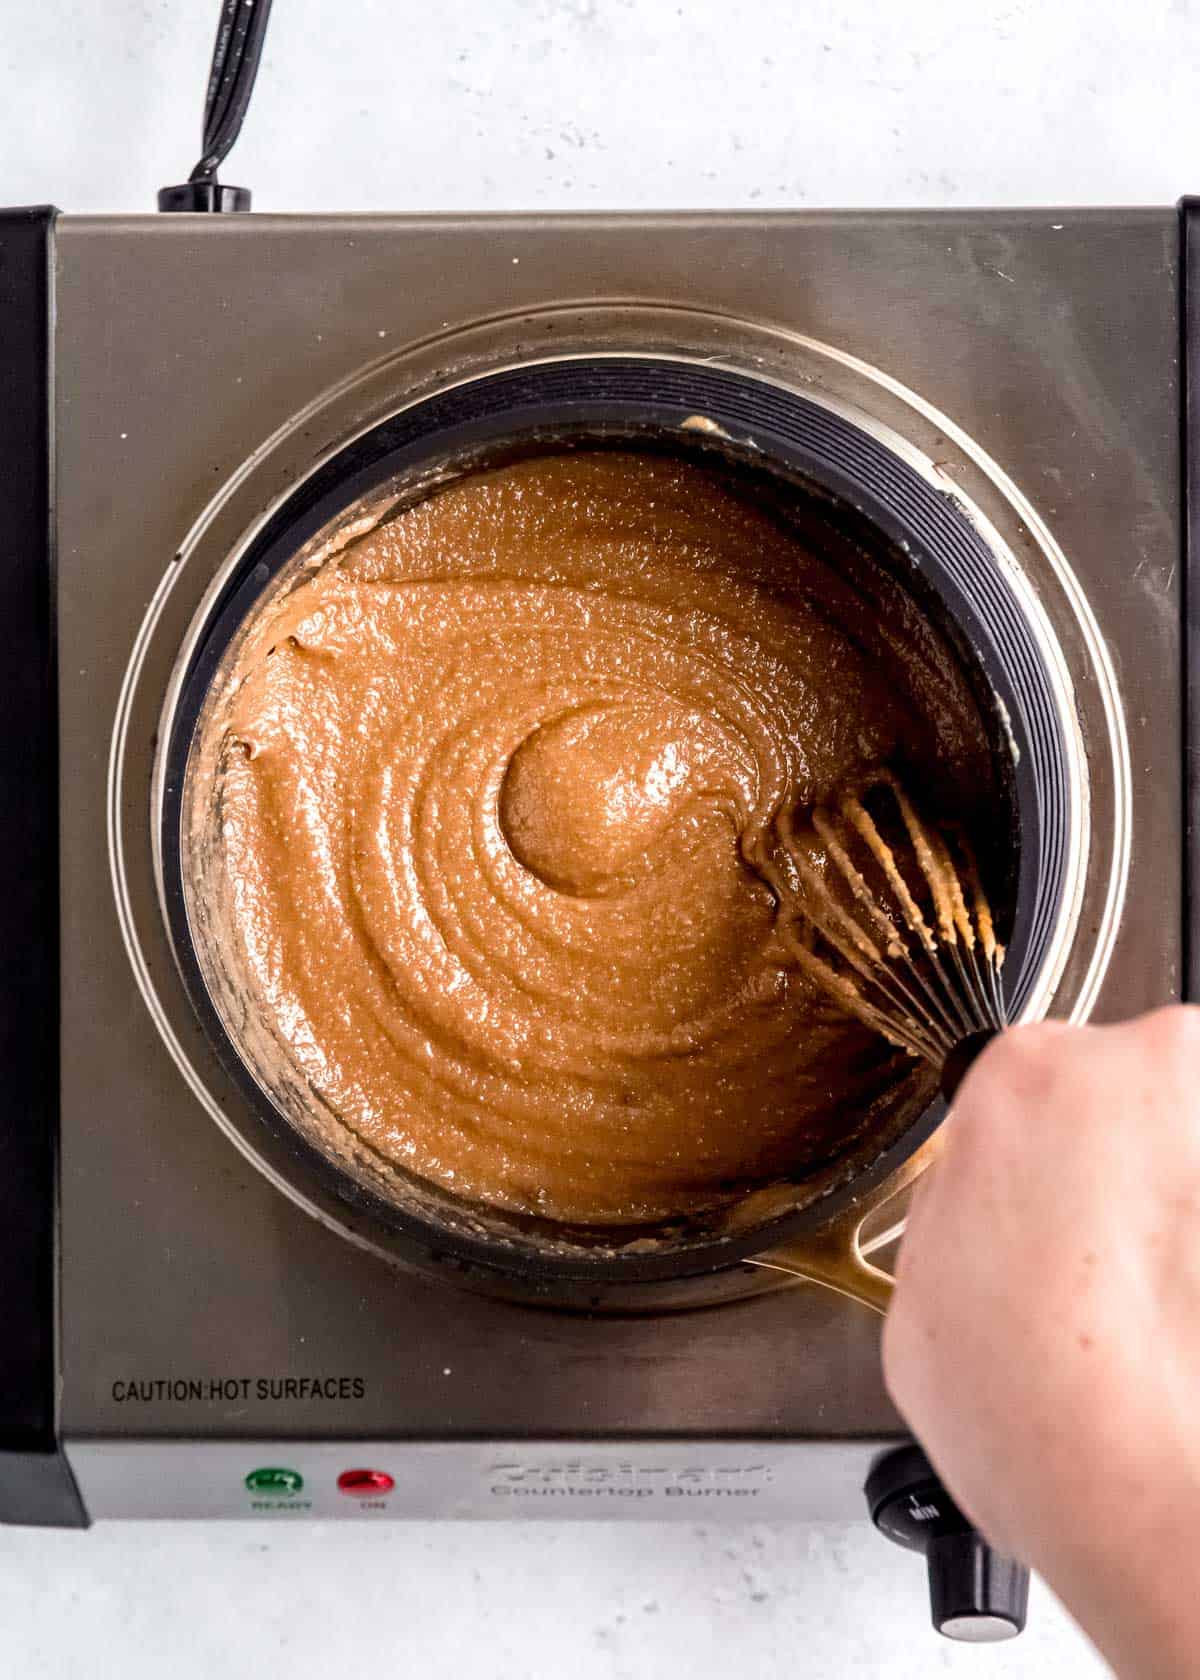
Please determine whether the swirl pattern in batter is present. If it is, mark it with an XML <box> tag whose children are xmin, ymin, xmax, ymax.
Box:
<box><xmin>204</xmin><ymin>450</ymin><xmax>992</xmax><ymax>1224</ymax></box>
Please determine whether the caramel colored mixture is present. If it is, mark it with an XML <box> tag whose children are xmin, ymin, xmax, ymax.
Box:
<box><xmin>202</xmin><ymin>452</ymin><xmax>991</xmax><ymax>1224</ymax></box>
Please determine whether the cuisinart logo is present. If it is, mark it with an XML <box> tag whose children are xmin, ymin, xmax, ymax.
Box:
<box><xmin>487</xmin><ymin>1461</ymin><xmax>773</xmax><ymax>1501</ymax></box>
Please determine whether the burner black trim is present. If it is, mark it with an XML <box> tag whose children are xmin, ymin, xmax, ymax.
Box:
<box><xmin>1182</xmin><ymin>199</ymin><xmax>1200</xmax><ymax>1004</ymax></box>
<box><xmin>162</xmin><ymin>359</ymin><xmax>1073</xmax><ymax>1289</ymax></box>
<box><xmin>0</xmin><ymin>208</ymin><xmax>86</xmax><ymax>1524</ymax></box>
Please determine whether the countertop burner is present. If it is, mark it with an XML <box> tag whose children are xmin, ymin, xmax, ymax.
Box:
<box><xmin>0</xmin><ymin>204</ymin><xmax>1186</xmax><ymax>1548</ymax></box>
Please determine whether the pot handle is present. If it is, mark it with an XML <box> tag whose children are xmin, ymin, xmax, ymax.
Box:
<box><xmin>752</xmin><ymin>1035</ymin><xmax>999</xmax><ymax>1311</ymax></box>
<box><xmin>749</xmin><ymin>1221</ymin><xmax>896</xmax><ymax>1314</ymax></box>
<box><xmin>748</xmin><ymin>1135</ymin><xmax>940</xmax><ymax>1315</ymax></box>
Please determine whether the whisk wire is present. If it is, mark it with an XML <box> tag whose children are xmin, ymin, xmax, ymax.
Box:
<box><xmin>795</xmin><ymin>803</ymin><xmax>971</xmax><ymax>1048</ymax></box>
<box><xmin>776</xmin><ymin>771</ymin><xmax>1007</xmax><ymax>1071</ymax></box>
<box><xmin>783</xmin><ymin>916</ymin><xmax>956</xmax><ymax>1058</ymax></box>
<box><xmin>785</xmin><ymin>938</ymin><xmax>950</xmax><ymax>1062</ymax></box>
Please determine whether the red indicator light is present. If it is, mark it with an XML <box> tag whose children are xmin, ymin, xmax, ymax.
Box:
<box><xmin>337</xmin><ymin>1468</ymin><xmax>394</xmax><ymax>1496</ymax></box>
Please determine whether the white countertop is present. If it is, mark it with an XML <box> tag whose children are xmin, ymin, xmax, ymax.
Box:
<box><xmin>1</xmin><ymin>1518</ymin><xmax>1101</xmax><ymax>1679</ymax></box>
<box><xmin>4</xmin><ymin>0</ymin><xmax>1175</xmax><ymax>1671</ymax></box>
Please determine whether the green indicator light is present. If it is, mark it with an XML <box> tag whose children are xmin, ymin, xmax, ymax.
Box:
<box><xmin>244</xmin><ymin>1466</ymin><xmax>304</xmax><ymax>1496</ymax></box>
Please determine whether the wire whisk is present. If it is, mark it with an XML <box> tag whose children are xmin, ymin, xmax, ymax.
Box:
<box><xmin>768</xmin><ymin>769</ymin><xmax>1008</xmax><ymax>1071</ymax></box>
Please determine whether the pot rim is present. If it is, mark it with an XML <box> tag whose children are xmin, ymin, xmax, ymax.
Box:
<box><xmin>109</xmin><ymin>312</ymin><xmax>1124</xmax><ymax>1306</ymax></box>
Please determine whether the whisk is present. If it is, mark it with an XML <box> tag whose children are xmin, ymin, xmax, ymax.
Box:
<box><xmin>769</xmin><ymin>769</ymin><xmax>1008</xmax><ymax>1098</ymax></box>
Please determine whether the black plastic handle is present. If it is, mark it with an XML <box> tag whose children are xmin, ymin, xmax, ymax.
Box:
<box><xmin>939</xmin><ymin>1027</ymin><xmax>998</xmax><ymax>1103</ymax></box>
<box><xmin>866</xmin><ymin>1445</ymin><xmax>1028</xmax><ymax>1643</ymax></box>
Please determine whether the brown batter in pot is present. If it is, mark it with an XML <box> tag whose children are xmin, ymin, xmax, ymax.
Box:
<box><xmin>199</xmin><ymin>450</ymin><xmax>993</xmax><ymax>1225</ymax></box>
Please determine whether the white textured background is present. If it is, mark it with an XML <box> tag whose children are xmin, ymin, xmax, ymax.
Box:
<box><xmin>3</xmin><ymin>0</ymin><xmax>1199</xmax><ymax>213</ymax></box>
<box><xmin>3</xmin><ymin>0</ymin><xmax>1185</xmax><ymax>1673</ymax></box>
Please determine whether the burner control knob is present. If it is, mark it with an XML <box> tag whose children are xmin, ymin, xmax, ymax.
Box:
<box><xmin>864</xmin><ymin>1445</ymin><xmax>1029</xmax><ymax>1643</ymax></box>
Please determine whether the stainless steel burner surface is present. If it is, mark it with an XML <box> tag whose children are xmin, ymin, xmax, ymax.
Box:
<box><xmin>53</xmin><ymin>209</ymin><xmax>1179</xmax><ymax>1518</ymax></box>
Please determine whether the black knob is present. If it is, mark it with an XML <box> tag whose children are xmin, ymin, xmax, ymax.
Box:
<box><xmin>157</xmin><ymin>181</ymin><xmax>251</xmax><ymax>213</ymax></box>
<box><xmin>865</xmin><ymin>1445</ymin><xmax>1029</xmax><ymax>1643</ymax></box>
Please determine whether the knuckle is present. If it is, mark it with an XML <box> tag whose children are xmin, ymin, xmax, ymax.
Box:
<box><xmin>965</xmin><ymin>1020</ymin><xmax>1074</xmax><ymax>1099</ymax></box>
<box><xmin>945</xmin><ymin>1021</ymin><xmax>1085</xmax><ymax>1162</ymax></box>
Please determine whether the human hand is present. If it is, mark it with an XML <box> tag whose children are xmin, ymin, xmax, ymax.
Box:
<box><xmin>883</xmin><ymin>1008</ymin><xmax>1200</xmax><ymax>1680</ymax></box>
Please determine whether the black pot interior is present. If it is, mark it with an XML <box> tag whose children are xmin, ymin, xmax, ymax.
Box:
<box><xmin>161</xmin><ymin>358</ymin><xmax>1071</xmax><ymax>1289</ymax></box>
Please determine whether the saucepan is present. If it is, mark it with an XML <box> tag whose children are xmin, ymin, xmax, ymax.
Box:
<box><xmin>122</xmin><ymin>343</ymin><xmax>1105</xmax><ymax>1314</ymax></box>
